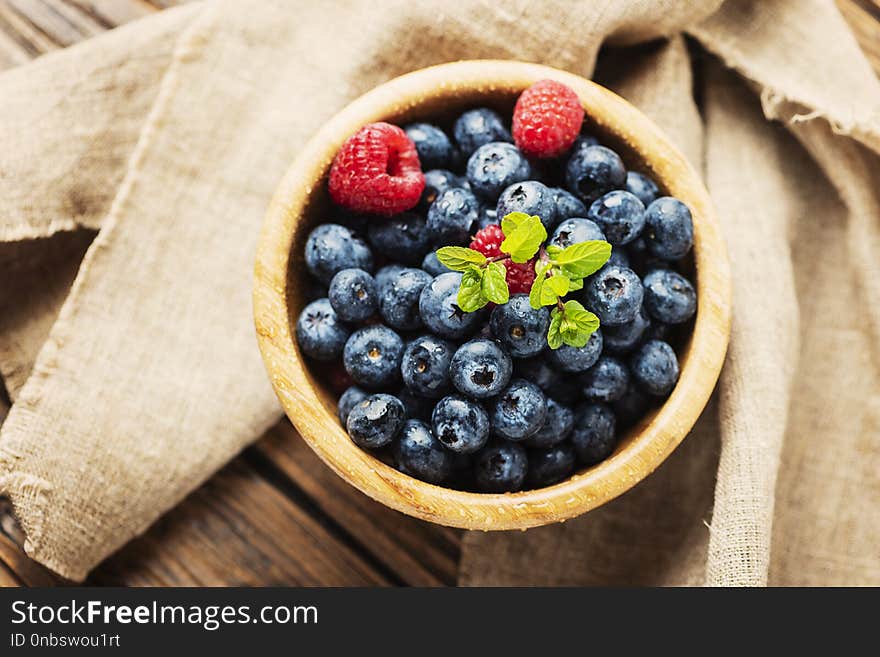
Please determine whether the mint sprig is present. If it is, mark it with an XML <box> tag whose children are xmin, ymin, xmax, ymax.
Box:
<box><xmin>434</xmin><ymin>212</ymin><xmax>611</xmax><ymax>350</ymax></box>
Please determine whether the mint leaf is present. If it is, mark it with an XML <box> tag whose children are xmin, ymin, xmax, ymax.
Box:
<box><xmin>457</xmin><ymin>267</ymin><xmax>489</xmax><ymax>312</ymax></box>
<box><xmin>547</xmin><ymin>307</ymin><xmax>564</xmax><ymax>349</ymax></box>
<box><xmin>500</xmin><ymin>211</ymin><xmax>531</xmax><ymax>236</ymax></box>
<box><xmin>500</xmin><ymin>213</ymin><xmax>547</xmax><ymax>263</ymax></box>
<box><xmin>546</xmin><ymin>274</ymin><xmax>569</xmax><ymax>297</ymax></box>
<box><xmin>482</xmin><ymin>262</ymin><xmax>510</xmax><ymax>304</ymax></box>
<box><xmin>545</xmin><ymin>245</ymin><xmax>563</xmax><ymax>259</ymax></box>
<box><xmin>529</xmin><ymin>262</ymin><xmax>550</xmax><ymax>309</ymax></box>
<box><xmin>559</xmin><ymin>299</ymin><xmax>600</xmax><ymax>347</ymax></box>
<box><xmin>539</xmin><ymin>274</ymin><xmax>563</xmax><ymax>305</ymax></box>
<box><xmin>436</xmin><ymin>246</ymin><xmax>488</xmax><ymax>272</ymax></box>
<box><xmin>547</xmin><ymin>300</ymin><xmax>600</xmax><ymax>349</ymax></box>
<box><xmin>555</xmin><ymin>240</ymin><xmax>612</xmax><ymax>278</ymax></box>
<box><xmin>567</xmin><ymin>277</ymin><xmax>584</xmax><ymax>291</ymax></box>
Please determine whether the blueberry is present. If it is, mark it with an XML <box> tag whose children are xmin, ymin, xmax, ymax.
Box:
<box><xmin>607</xmin><ymin>248</ymin><xmax>630</xmax><ymax>269</ymax></box>
<box><xmin>647</xmin><ymin>320</ymin><xmax>672</xmax><ymax>342</ymax></box>
<box><xmin>571</xmin><ymin>402</ymin><xmax>617</xmax><ymax>465</ymax></box>
<box><xmin>378</xmin><ymin>267</ymin><xmax>433</xmax><ymax>330</ymax></box>
<box><xmin>626</xmin><ymin>236</ymin><xmax>666</xmax><ymax>275</ymax></box>
<box><xmin>374</xmin><ymin>264</ymin><xmax>405</xmax><ymax>294</ymax></box>
<box><xmin>338</xmin><ymin>385</ymin><xmax>368</xmax><ymax>425</ymax></box>
<box><xmin>612</xmin><ymin>380</ymin><xmax>653</xmax><ymax>426</ymax></box>
<box><xmin>420</xmin><ymin>251</ymin><xmax>451</xmax><ymax>277</ymax></box>
<box><xmin>583</xmin><ymin>265</ymin><xmax>644</xmax><ymax>325</ymax></box>
<box><xmin>397</xmin><ymin>386</ymin><xmax>434</xmax><ymax>421</ymax></box>
<box><xmin>453</xmin><ymin>108</ymin><xmax>512</xmax><ymax>158</ymax></box>
<box><xmin>328</xmin><ymin>268</ymin><xmax>378</xmax><ymax>323</ymax></box>
<box><xmin>401</xmin><ymin>334</ymin><xmax>455</xmax><ymax>398</ymax></box>
<box><xmin>548</xmin><ymin>217</ymin><xmax>605</xmax><ymax>250</ymax></box>
<box><xmin>526</xmin><ymin>443</ymin><xmax>576</xmax><ymax>488</ymax></box>
<box><xmin>602</xmin><ymin>306</ymin><xmax>652</xmax><ymax>354</ymax></box>
<box><xmin>296</xmin><ymin>298</ymin><xmax>351</xmax><ymax>361</ymax></box>
<box><xmin>644</xmin><ymin>197</ymin><xmax>694</xmax><ymax>260</ymax></box>
<box><xmin>431</xmin><ymin>395</ymin><xmax>490</xmax><ymax>454</ymax></box>
<box><xmin>346</xmin><ymin>394</ymin><xmax>405</xmax><ymax>449</ymax></box>
<box><xmin>571</xmin><ymin>134</ymin><xmax>600</xmax><ymax>153</ymax></box>
<box><xmin>405</xmin><ymin>123</ymin><xmax>454</xmax><ymax>169</ymax></box>
<box><xmin>580</xmin><ymin>355</ymin><xmax>629</xmax><ymax>402</ymax></box>
<box><xmin>523</xmin><ymin>397</ymin><xmax>575</xmax><ymax>448</ymax></box>
<box><xmin>367</xmin><ymin>212</ymin><xmax>431</xmax><ymax>265</ymax></box>
<box><xmin>450</xmin><ymin>339</ymin><xmax>513</xmax><ymax>399</ymax></box>
<box><xmin>643</xmin><ymin>268</ymin><xmax>697</xmax><ymax>324</ymax></box>
<box><xmin>490</xmin><ymin>379</ymin><xmax>547</xmax><ymax>441</ymax></box>
<box><xmin>489</xmin><ymin>295</ymin><xmax>550</xmax><ymax>358</ymax></box>
<box><xmin>466</xmin><ymin>142</ymin><xmax>531</xmax><ymax>201</ymax></box>
<box><xmin>305</xmin><ymin>223</ymin><xmax>373</xmax><ymax>284</ymax></box>
<box><xmin>546</xmin><ymin>328</ymin><xmax>603</xmax><ymax>373</ymax></box>
<box><xmin>515</xmin><ymin>356</ymin><xmax>579</xmax><ymax>405</ymax></box>
<box><xmin>420</xmin><ymin>169</ymin><xmax>467</xmax><ymax>211</ymax></box>
<box><xmin>565</xmin><ymin>144</ymin><xmax>626</xmax><ymax>203</ymax></box>
<box><xmin>426</xmin><ymin>187</ymin><xmax>479</xmax><ymax>245</ymax></box>
<box><xmin>587</xmin><ymin>190</ymin><xmax>645</xmax><ymax>245</ymax></box>
<box><xmin>551</xmin><ymin>187</ymin><xmax>587</xmax><ymax>224</ymax></box>
<box><xmin>473</xmin><ymin>443</ymin><xmax>528</xmax><ymax>492</ymax></box>
<box><xmin>630</xmin><ymin>339</ymin><xmax>680</xmax><ymax>396</ymax></box>
<box><xmin>626</xmin><ymin>171</ymin><xmax>660</xmax><ymax>207</ymax></box>
<box><xmin>496</xmin><ymin>181</ymin><xmax>557</xmax><ymax>229</ymax></box>
<box><xmin>419</xmin><ymin>272</ymin><xmax>485</xmax><ymax>339</ymax></box>
<box><xmin>476</xmin><ymin>204</ymin><xmax>498</xmax><ymax>230</ymax></box>
<box><xmin>393</xmin><ymin>419</ymin><xmax>455</xmax><ymax>484</ymax></box>
<box><xmin>343</xmin><ymin>325</ymin><xmax>405</xmax><ymax>389</ymax></box>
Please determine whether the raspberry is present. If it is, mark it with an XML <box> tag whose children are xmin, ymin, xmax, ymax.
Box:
<box><xmin>512</xmin><ymin>80</ymin><xmax>584</xmax><ymax>159</ymax></box>
<box><xmin>504</xmin><ymin>259</ymin><xmax>537</xmax><ymax>295</ymax></box>
<box><xmin>470</xmin><ymin>224</ymin><xmax>536</xmax><ymax>295</ymax></box>
<box><xmin>328</xmin><ymin>122</ymin><xmax>425</xmax><ymax>216</ymax></box>
<box><xmin>470</xmin><ymin>223</ymin><xmax>504</xmax><ymax>258</ymax></box>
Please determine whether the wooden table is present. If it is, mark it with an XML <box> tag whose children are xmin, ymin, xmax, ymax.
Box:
<box><xmin>0</xmin><ymin>0</ymin><xmax>877</xmax><ymax>587</ymax></box>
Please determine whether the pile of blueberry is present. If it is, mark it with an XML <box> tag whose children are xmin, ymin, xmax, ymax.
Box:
<box><xmin>295</xmin><ymin>80</ymin><xmax>696</xmax><ymax>493</ymax></box>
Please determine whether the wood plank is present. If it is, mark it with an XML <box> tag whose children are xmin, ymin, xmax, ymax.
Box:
<box><xmin>0</xmin><ymin>2</ymin><xmax>59</xmax><ymax>55</ymax></box>
<box><xmin>838</xmin><ymin>0</ymin><xmax>880</xmax><ymax>74</ymax></box>
<box><xmin>6</xmin><ymin>0</ymin><xmax>96</xmax><ymax>47</ymax></box>
<box><xmin>0</xmin><ymin>0</ymin><xmax>875</xmax><ymax>589</ymax></box>
<box><xmin>67</xmin><ymin>0</ymin><xmax>155</xmax><ymax>27</ymax></box>
<box><xmin>89</xmin><ymin>458</ymin><xmax>393</xmax><ymax>586</ymax></box>
<box><xmin>255</xmin><ymin>421</ymin><xmax>461</xmax><ymax>586</ymax></box>
<box><xmin>0</xmin><ymin>516</ymin><xmax>60</xmax><ymax>586</ymax></box>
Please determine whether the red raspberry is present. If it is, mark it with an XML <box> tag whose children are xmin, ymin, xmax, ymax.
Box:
<box><xmin>470</xmin><ymin>224</ymin><xmax>536</xmax><ymax>295</ymax></box>
<box><xmin>328</xmin><ymin>122</ymin><xmax>425</xmax><ymax>216</ymax></box>
<box><xmin>512</xmin><ymin>79</ymin><xmax>584</xmax><ymax>159</ymax></box>
<box><xmin>470</xmin><ymin>223</ymin><xmax>504</xmax><ymax>258</ymax></box>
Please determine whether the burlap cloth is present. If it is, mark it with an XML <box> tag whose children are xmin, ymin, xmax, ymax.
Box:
<box><xmin>0</xmin><ymin>0</ymin><xmax>877</xmax><ymax>584</ymax></box>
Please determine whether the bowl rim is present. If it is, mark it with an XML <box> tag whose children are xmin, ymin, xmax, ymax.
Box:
<box><xmin>253</xmin><ymin>60</ymin><xmax>731</xmax><ymax>530</ymax></box>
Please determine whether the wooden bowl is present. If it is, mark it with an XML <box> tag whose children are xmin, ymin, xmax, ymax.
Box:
<box><xmin>254</xmin><ymin>60</ymin><xmax>731</xmax><ymax>530</ymax></box>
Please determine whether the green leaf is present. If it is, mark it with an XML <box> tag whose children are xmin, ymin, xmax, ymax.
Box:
<box><xmin>547</xmin><ymin>307</ymin><xmax>564</xmax><ymax>349</ymax></box>
<box><xmin>545</xmin><ymin>245</ymin><xmax>564</xmax><ymax>259</ymax></box>
<box><xmin>500</xmin><ymin>214</ymin><xmax>547</xmax><ymax>263</ymax></box>
<box><xmin>539</xmin><ymin>275</ymin><xmax>563</xmax><ymax>305</ymax></box>
<box><xmin>567</xmin><ymin>277</ymin><xmax>584</xmax><ymax>291</ymax></box>
<box><xmin>546</xmin><ymin>274</ymin><xmax>569</xmax><ymax>297</ymax></box>
<box><xmin>547</xmin><ymin>300</ymin><xmax>600</xmax><ymax>349</ymax></box>
<box><xmin>558</xmin><ymin>299</ymin><xmax>600</xmax><ymax>348</ymax></box>
<box><xmin>528</xmin><ymin>262</ymin><xmax>550</xmax><ymax>309</ymax></box>
<box><xmin>457</xmin><ymin>267</ymin><xmax>489</xmax><ymax>312</ymax></box>
<box><xmin>482</xmin><ymin>262</ymin><xmax>510</xmax><ymax>304</ymax></box>
<box><xmin>555</xmin><ymin>240</ymin><xmax>612</xmax><ymax>278</ymax></box>
<box><xmin>435</xmin><ymin>246</ymin><xmax>487</xmax><ymax>272</ymax></box>
<box><xmin>500</xmin><ymin>211</ymin><xmax>531</xmax><ymax>236</ymax></box>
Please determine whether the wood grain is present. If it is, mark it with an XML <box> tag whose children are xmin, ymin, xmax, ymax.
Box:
<box><xmin>0</xmin><ymin>0</ymin><xmax>877</xmax><ymax>586</ymax></box>
<box><xmin>254</xmin><ymin>60</ymin><xmax>732</xmax><ymax>530</ymax></box>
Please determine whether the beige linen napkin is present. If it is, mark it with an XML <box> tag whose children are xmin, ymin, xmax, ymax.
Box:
<box><xmin>0</xmin><ymin>0</ymin><xmax>877</xmax><ymax>584</ymax></box>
